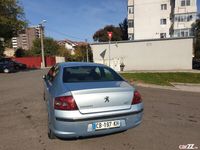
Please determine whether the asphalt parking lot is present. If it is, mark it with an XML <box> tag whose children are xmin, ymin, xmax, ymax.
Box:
<box><xmin>0</xmin><ymin>70</ymin><xmax>199</xmax><ymax>150</ymax></box>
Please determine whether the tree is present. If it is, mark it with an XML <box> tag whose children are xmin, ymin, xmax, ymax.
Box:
<box><xmin>0</xmin><ymin>0</ymin><xmax>27</xmax><ymax>56</ymax></box>
<box><xmin>14</xmin><ymin>48</ymin><xmax>26</xmax><ymax>57</ymax></box>
<box><xmin>192</xmin><ymin>14</ymin><xmax>200</xmax><ymax>58</ymax></box>
<box><xmin>0</xmin><ymin>40</ymin><xmax>4</xmax><ymax>57</ymax></box>
<box><xmin>0</xmin><ymin>0</ymin><xmax>26</xmax><ymax>40</ymax></box>
<box><xmin>93</xmin><ymin>18</ymin><xmax>128</xmax><ymax>42</ymax></box>
<box><xmin>93</xmin><ymin>25</ymin><xmax>122</xmax><ymax>42</ymax></box>
<box><xmin>119</xmin><ymin>18</ymin><xmax>128</xmax><ymax>40</ymax></box>
<box><xmin>31</xmin><ymin>37</ymin><xmax>60</xmax><ymax>56</ymax></box>
<box><xmin>74</xmin><ymin>44</ymin><xmax>93</xmax><ymax>62</ymax></box>
<box><xmin>57</xmin><ymin>45</ymin><xmax>69</xmax><ymax>57</ymax></box>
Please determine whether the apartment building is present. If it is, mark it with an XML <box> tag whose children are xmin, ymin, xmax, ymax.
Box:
<box><xmin>12</xmin><ymin>26</ymin><xmax>43</xmax><ymax>50</ymax></box>
<box><xmin>127</xmin><ymin>0</ymin><xmax>197</xmax><ymax>40</ymax></box>
<box><xmin>173</xmin><ymin>0</ymin><xmax>197</xmax><ymax>37</ymax></box>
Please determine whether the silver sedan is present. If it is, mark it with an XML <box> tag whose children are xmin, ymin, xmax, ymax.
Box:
<box><xmin>43</xmin><ymin>62</ymin><xmax>143</xmax><ymax>139</ymax></box>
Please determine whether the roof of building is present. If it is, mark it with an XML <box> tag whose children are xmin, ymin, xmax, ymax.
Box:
<box><xmin>57</xmin><ymin>39</ymin><xmax>87</xmax><ymax>46</ymax></box>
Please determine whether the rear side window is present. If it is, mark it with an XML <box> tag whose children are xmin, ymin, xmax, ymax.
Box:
<box><xmin>63</xmin><ymin>66</ymin><xmax>123</xmax><ymax>83</ymax></box>
<box><xmin>47</xmin><ymin>65</ymin><xmax>59</xmax><ymax>82</ymax></box>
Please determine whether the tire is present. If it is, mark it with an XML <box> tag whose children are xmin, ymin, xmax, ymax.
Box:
<box><xmin>3</xmin><ymin>68</ymin><xmax>9</xmax><ymax>73</ymax></box>
<box><xmin>43</xmin><ymin>91</ymin><xmax>46</xmax><ymax>101</ymax></box>
<box><xmin>48</xmin><ymin>128</ymin><xmax>56</xmax><ymax>139</ymax></box>
<box><xmin>15</xmin><ymin>66</ymin><xmax>19</xmax><ymax>70</ymax></box>
<box><xmin>48</xmin><ymin>114</ymin><xmax>56</xmax><ymax>139</ymax></box>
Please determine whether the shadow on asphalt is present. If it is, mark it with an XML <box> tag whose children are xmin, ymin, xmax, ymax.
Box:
<box><xmin>20</xmin><ymin>68</ymin><xmax>40</xmax><ymax>72</ymax></box>
<box><xmin>57</xmin><ymin>130</ymin><xmax>127</xmax><ymax>141</ymax></box>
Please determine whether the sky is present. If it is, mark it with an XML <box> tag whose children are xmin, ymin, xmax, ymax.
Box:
<box><xmin>20</xmin><ymin>0</ymin><xmax>200</xmax><ymax>42</ymax></box>
<box><xmin>20</xmin><ymin>0</ymin><xmax>127</xmax><ymax>42</ymax></box>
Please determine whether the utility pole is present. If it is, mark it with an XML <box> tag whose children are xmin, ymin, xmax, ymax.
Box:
<box><xmin>85</xmin><ymin>39</ymin><xmax>89</xmax><ymax>62</ymax></box>
<box><xmin>39</xmin><ymin>20</ymin><xmax>46</xmax><ymax>68</ymax></box>
<box><xmin>107</xmin><ymin>32</ymin><xmax>113</xmax><ymax>67</ymax></box>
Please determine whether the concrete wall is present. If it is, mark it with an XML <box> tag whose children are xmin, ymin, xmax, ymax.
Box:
<box><xmin>91</xmin><ymin>38</ymin><xmax>193</xmax><ymax>71</ymax></box>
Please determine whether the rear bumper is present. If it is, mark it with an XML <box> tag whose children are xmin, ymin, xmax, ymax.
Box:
<box><xmin>51</xmin><ymin>109</ymin><xmax>143</xmax><ymax>138</ymax></box>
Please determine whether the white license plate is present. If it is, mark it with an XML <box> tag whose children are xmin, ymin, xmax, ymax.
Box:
<box><xmin>93</xmin><ymin>120</ymin><xmax>120</xmax><ymax>130</ymax></box>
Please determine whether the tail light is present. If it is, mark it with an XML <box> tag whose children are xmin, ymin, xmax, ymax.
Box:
<box><xmin>54</xmin><ymin>96</ymin><xmax>78</xmax><ymax>110</ymax></box>
<box><xmin>132</xmin><ymin>90</ymin><xmax>142</xmax><ymax>104</ymax></box>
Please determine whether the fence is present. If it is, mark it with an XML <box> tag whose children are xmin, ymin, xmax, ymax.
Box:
<box><xmin>12</xmin><ymin>56</ymin><xmax>59</xmax><ymax>68</ymax></box>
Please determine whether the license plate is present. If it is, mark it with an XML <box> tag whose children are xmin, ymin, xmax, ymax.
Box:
<box><xmin>93</xmin><ymin>120</ymin><xmax>120</xmax><ymax>130</ymax></box>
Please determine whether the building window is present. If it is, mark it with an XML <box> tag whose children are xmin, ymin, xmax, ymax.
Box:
<box><xmin>128</xmin><ymin>20</ymin><xmax>134</xmax><ymax>28</ymax></box>
<box><xmin>160</xmin><ymin>33</ymin><xmax>166</xmax><ymax>38</ymax></box>
<box><xmin>186</xmin><ymin>0</ymin><xmax>190</xmax><ymax>6</ymax></box>
<box><xmin>161</xmin><ymin>4</ymin><xmax>167</xmax><ymax>10</ymax></box>
<box><xmin>181</xmin><ymin>0</ymin><xmax>185</xmax><ymax>6</ymax></box>
<box><xmin>128</xmin><ymin>6</ymin><xmax>134</xmax><ymax>14</ymax></box>
<box><xmin>174</xmin><ymin>29</ymin><xmax>192</xmax><ymax>37</ymax></box>
<box><xmin>181</xmin><ymin>0</ymin><xmax>190</xmax><ymax>6</ymax></box>
<box><xmin>160</xmin><ymin>19</ymin><xmax>167</xmax><ymax>25</ymax></box>
<box><xmin>174</xmin><ymin>13</ymin><xmax>196</xmax><ymax>22</ymax></box>
<box><xmin>128</xmin><ymin>34</ymin><xmax>134</xmax><ymax>40</ymax></box>
<box><xmin>181</xmin><ymin>31</ymin><xmax>188</xmax><ymax>37</ymax></box>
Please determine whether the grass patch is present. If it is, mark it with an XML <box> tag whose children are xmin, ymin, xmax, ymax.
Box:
<box><xmin>120</xmin><ymin>73</ymin><xmax>200</xmax><ymax>86</ymax></box>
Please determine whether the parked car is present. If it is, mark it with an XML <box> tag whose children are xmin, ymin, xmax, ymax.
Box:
<box><xmin>43</xmin><ymin>62</ymin><xmax>143</xmax><ymax>139</ymax></box>
<box><xmin>0</xmin><ymin>62</ymin><xmax>15</xmax><ymax>73</ymax></box>
<box><xmin>193</xmin><ymin>58</ymin><xmax>200</xmax><ymax>69</ymax></box>
<box><xmin>0</xmin><ymin>60</ymin><xmax>15</xmax><ymax>73</ymax></box>
<box><xmin>13</xmin><ymin>61</ymin><xmax>27</xmax><ymax>70</ymax></box>
<box><xmin>0</xmin><ymin>58</ymin><xmax>27</xmax><ymax>71</ymax></box>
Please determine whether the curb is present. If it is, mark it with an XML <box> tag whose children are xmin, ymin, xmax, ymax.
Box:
<box><xmin>133</xmin><ymin>83</ymin><xmax>176</xmax><ymax>90</ymax></box>
<box><xmin>133</xmin><ymin>82</ymin><xmax>200</xmax><ymax>93</ymax></box>
<box><xmin>120</xmin><ymin>70</ymin><xmax>200</xmax><ymax>73</ymax></box>
<box><xmin>170</xmin><ymin>82</ymin><xmax>200</xmax><ymax>86</ymax></box>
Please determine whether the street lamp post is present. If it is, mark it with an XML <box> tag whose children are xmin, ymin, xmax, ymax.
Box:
<box><xmin>39</xmin><ymin>20</ymin><xmax>46</xmax><ymax>68</ymax></box>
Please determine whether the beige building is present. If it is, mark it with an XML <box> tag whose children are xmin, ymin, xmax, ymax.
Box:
<box><xmin>12</xmin><ymin>26</ymin><xmax>43</xmax><ymax>50</ymax></box>
<box><xmin>127</xmin><ymin>0</ymin><xmax>197</xmax><ymax>40</ymax></box>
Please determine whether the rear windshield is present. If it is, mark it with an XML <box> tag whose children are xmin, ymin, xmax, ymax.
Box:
<box><xmin>63</xmin><ymin>66</ymin><xmax>123</xmax><ymax>83</ymax></box>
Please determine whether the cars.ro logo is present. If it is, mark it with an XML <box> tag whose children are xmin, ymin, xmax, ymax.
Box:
<box><xmin>179</xmin><ymin>144</ymin><xmax>198</xmax><ymax>150</ymax></box>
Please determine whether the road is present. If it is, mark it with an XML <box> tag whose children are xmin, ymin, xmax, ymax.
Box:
<box><xmin>0</xmin><ymin>70</ymin><xmax>199</xmax><ymax>150</ymax></box>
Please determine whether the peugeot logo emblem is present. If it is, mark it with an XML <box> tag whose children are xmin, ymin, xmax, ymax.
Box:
<box><xmin>104</xmin><ymin>96</ymin><xmax>110</xmax><ymax>103</ymax></box>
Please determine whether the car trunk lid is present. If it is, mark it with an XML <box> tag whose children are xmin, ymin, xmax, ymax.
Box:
<box><xmin>63</xmin><ymin>81</ymin><xmax>134</xmax><ymax>114</ymax></box>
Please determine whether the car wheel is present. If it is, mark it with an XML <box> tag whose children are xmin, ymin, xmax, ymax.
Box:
<box><xmin>48</xmin><ymin>128</ymin><xmax>56</xmax><ymax>139</ymax></box>
<box><xmin>15</xmin><ymin>66</ymin><xmax>19</xmax><ymax>70</ymax></box>
<box><xmin>43</xmin><ymin>91</ymin><xmax>46</xmax><ymax>101</ymax></box>
<box><xmin>3</xmin><ymin>68</ymin><xmax>9</xmax><ymax>73</ymax></box>
<box><xmin>48</xmin><ymin>114</ymin><xmax>56</xmax><ymax>139</ymax></box>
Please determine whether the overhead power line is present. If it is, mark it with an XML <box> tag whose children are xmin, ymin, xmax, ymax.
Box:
<box><xmin>29</xmin><ymin>23</ymin><xmax>88</xmax><ymax>41</ymax></box>
<box><xmin>47</xmin><ymin>27</ymin><xmax>87</xmax><ymax>41</ymax></box>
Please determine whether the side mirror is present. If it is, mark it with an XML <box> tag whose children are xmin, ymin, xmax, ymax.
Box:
<box><xmin>43</xmin><ymin>75</ymin><xmax>47</xmax><ymax>80</ymax></box>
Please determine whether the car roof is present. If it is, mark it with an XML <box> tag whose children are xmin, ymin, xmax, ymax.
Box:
<box><xmin>58</xmin><ymin>62</ymin><xmax>107</xmax><ymax>68</ymax></box>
